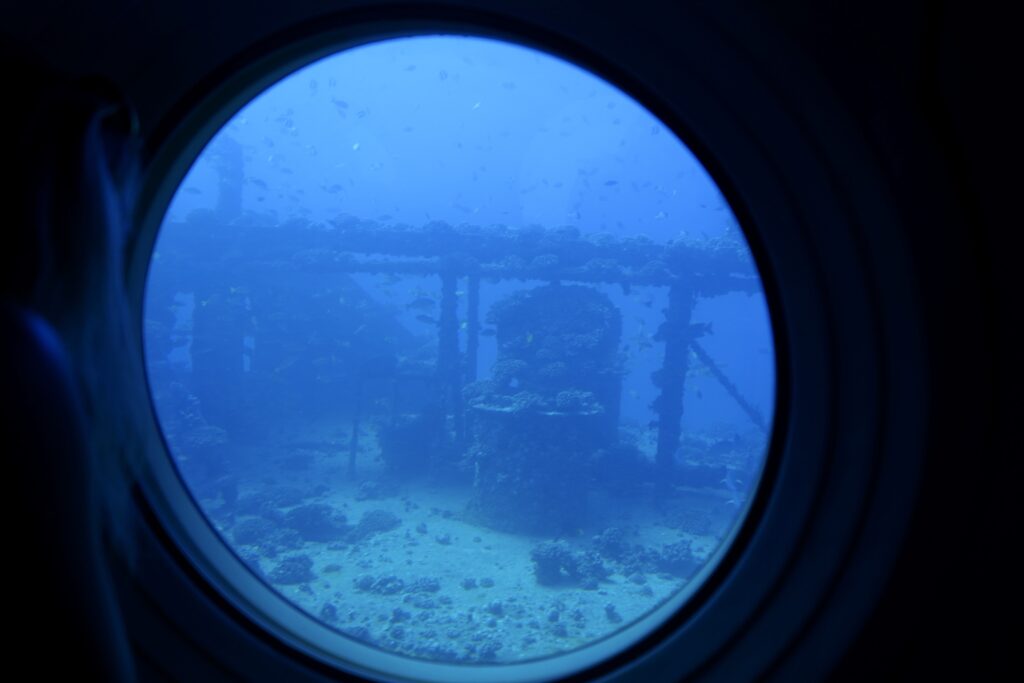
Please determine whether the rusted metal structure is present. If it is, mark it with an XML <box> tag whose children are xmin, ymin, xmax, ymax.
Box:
<box><xmin>148</xmin><ymin>212</ymin><xmax>764</xmax><ymax>481</ymax></box>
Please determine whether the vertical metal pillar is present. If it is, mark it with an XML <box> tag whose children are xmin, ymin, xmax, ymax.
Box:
<box><xmin>437</xmin><ymin>267</ymin><xmax>464</xmax><ymax>442</ymax></box>
<box><xmin>191</xmin><ymin>286</ymin><xmax>246</xmax><ymax>430</ymax></box>
<box><xmin>465</xmin><ymin>273</ymin><xmax>480</xmax><ymax>383</ymax></box>
<box><xmin>652</xmin><ymin>282</ymin><xmax>696</xmax><ymax>487</ymax></box>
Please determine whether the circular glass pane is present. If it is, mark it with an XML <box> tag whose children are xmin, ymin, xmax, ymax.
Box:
<box><xmin>144</xmin><ymin>34</ymin><xmax>775</xmax><ymax>673</ymax></box>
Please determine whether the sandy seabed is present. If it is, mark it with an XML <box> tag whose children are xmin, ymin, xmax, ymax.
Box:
<box><xmin>202</xmin><ymin>418</ymin><xmax>736</xmax><ymax>664</ymax></box>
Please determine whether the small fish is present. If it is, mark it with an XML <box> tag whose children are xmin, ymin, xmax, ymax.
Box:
<box><xmin>439</xmin><ymin>70</ymin><xmax>448</xmax><ymax>80</ymax></box>
<box><xmin>460</xmin><ymin>321</ymin><xmax>468</xmax><ymax>330</ymax></box>
<box><xmin>274</xmin><ymin>355</ymin><xmax>300</xmax><ymax>373</ymax></box>
<box><xmin>416</xmin><ymin>314</ymin><xmax>437</xmax><ymax>325</ymax></box>
<box><xmin>406</xmin><ymin>297</ymin><xmax>435</xmax><ymax>311</ymax></box>
<box><xmin>471</xmin><ymin>101</ymin><xmax>481</xmax><ymax>110</ymax></box>
<box><xmin>722</xmin><ymin>468</ymin><xmax>744</xmax><ymax>505</ymax></box>
<box><xmin>525</xmin><ymin>332</ymin><xmax>534</xmax><ymax>344</ymax></box>
<box><xmin>183</xmin><ymin>187</ymin><xmax>202</xmax><ymax>195</ymax></box>
<box><xmin>604</xmin><ymin>180</ymin><xmax>619</xmax><ymax>186</ymax></box>
<box><xmin>654</xmin><ymin>211</ymin><xmax>667</xmax><ymax>220</ymax></box>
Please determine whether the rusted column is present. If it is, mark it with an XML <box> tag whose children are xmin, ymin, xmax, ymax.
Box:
<box><xmin>191</xmin><ymin>286</ymin><xmax>247</xmax><ymax>430</ymax></box>
<box><xmin>652</xmin><ymin>282</ymin><xmax>696</xmax><ymax>485</ymax></box>
<box><xmin>465</xmin><ymin>273</ymin><xmax>480</xmax><ymax>383</ymax></box>
<box><xmin>437</xmin><ymin>268</ymin><xmax>463</xmax><ymax>442</ymax></box>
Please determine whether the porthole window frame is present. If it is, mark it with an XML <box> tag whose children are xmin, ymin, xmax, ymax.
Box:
<box><xmin>128</xmin><ymin>5</ymin><xmax>924</xmax><ymax>683</ymax></box>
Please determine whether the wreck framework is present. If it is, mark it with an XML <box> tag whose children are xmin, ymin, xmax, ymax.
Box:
<box><xmin>151</xmin><ymin>214</ymin><xmax>767</xmax><ymax>480</ymax></box>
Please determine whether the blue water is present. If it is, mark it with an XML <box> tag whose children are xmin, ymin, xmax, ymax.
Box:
<box><xmin>145</xmin><ymin>35</ymin><xmax>775</xmax><ymax>666</ymax></box>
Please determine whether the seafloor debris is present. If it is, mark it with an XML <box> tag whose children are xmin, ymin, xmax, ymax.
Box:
<box><xmin>530</xmin><ymin>540</ymin><xmax>610</xmax><ymax>589</ymax></box>
<box><xmin>283</xmin><ymin>503</ymin><xmax>349</xmax><ymax>542</ymax></box>
<box><xmin>269</xmin><ymin>554</ymin><xmax>316</xmax><ymax>585</ymax></box>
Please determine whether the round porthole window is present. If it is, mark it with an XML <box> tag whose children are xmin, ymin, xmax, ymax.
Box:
<box><xmin>143</xmin><ymin>33</ymin><xmax>775</xmax><ymax>680</ymax></box>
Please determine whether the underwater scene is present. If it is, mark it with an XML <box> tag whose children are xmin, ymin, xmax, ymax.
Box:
<box><xmin>144</xmin><ymin>36</ymin><xmax>775</xmax><ymax>665</ymax></box>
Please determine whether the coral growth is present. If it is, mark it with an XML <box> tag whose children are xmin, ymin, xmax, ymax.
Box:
<box><xmin>530</xmin><ymin>541</ymin><xmax>609</xmax><ymax>589</ymax></box>
<box><xmin>269</xmin><ymin>554</ymin><xmax>316</xmax><ymax>584</ymax></box>
<box><xmin>283</xmin><ymin>503</ymin><xmax>349</xmax><ymax>542</ymax></box>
